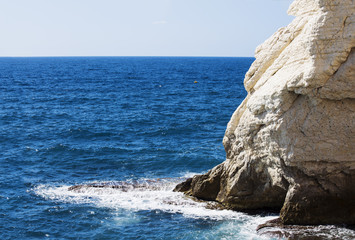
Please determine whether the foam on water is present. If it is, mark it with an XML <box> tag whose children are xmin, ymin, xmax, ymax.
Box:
<box><xmin>33</xmin><ymin>176</ymin><xmax>258</xmax><ymax>220</ymax></box>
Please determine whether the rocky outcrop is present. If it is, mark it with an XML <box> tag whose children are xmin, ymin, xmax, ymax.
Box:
<box><xmin>175</xmin><ymin>0</ymin><xmax>355</xmax><ymax>225</ymax></box>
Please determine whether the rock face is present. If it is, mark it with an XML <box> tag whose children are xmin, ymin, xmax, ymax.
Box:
<box><xmin>175</xmin><ymin>0</ymin><xmax>355</xmax><ymax>225</ymax></box>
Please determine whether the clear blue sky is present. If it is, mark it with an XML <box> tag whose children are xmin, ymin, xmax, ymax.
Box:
<box><xmin>0</xmin><ymin>0</ymin><xmax>294</xmax><ymax>57</ymax></box>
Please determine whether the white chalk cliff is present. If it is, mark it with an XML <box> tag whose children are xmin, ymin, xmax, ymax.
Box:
<box><xmin>175</xmin><ymin>0</ymin><xmax>355</xmax><ymax>224</ymax></box>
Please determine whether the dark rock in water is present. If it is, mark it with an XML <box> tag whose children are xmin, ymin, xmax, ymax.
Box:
<box><xmin>174</xmin><ymin>165</ymin><xmax>224</xmax><ymax>202</ymax></box>
<box><xmin>257</xmin><ymin>218</ymin><xmax>355</xmax><ymax>240</ymax></box>
<box><xmin>175</xmin><ymin>163</ymin><xmax>287</xmax><ymax>211</ymax></box>
<box><xmin>257</xmin><ymin>218</ymin><xmax>318</xmax><ymax>239</ymax></box>
<box><xmin>280</xmin><ymin>175</ymin><xmax>355</xmax><ymax>225</ymax></box>
<box><xmin>173</xmin><ymin>178</ymin><xmax>192</xmax><ymax>193</ymax></box>
<box><xmin>68</xmin><ymin>182</ymin><xmax>135</xmax><ymax>192</ymax></box>
<box><xmin>68</xmin><ymin>180</ymin><xmax>168</xmax><ymax>192</ymax></box>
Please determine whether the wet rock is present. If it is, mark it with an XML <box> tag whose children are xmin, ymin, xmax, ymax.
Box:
<box><xmin>257</xmin><ymin>218</ymin><xmax>355</xmax><ymax>240</ymax></box>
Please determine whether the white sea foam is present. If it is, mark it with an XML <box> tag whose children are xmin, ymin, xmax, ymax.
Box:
<box><xmin>33</xmin><ymin>176</ymin><xmax>273</xmax><ymax>222</ymax></box>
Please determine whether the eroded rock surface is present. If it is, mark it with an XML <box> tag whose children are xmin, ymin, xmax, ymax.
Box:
<box><xmin>175</xmin><ymin>0</ymin><xmax>355</xmax><ymax>225</ymax></box>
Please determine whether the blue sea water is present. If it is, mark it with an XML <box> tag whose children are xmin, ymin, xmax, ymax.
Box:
<box><xmin>0</xmin><ymin>57</ymin><xmax>354</xmax><ymax>240</ymax></box>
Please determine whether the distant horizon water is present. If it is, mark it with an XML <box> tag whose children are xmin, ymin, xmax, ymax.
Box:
<box><xmin>0</xmin><ymin>55</ymin><xmax>255</xmax><ymax>58</ymax></box>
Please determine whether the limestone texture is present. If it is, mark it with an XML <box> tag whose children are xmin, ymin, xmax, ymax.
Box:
<box><xmin>175</xmin><ymin>0</ymin><xmax>355</xmax><ymax>225</ymax></box>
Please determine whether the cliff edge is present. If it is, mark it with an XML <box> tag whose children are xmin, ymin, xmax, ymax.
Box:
<box><xmin>175</xmin><ymin>0</ymin><xmax>355</xmax><ymax>225</ymax></box>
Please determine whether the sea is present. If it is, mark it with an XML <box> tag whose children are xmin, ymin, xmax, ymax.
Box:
<box><xmin>0</xmin><ymin>57</ymin><xmax>354</xmax><ymax>240</ymax></box>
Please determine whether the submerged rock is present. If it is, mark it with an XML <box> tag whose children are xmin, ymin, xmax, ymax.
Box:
<box><xmin>68</xmin><ymin>179</ymin><xmax>172</xmax><ymax>192</ymax></box>
<box><xmin>175</xmin><ymin>0</ymin><xmax>355</xmax><ymax>225</ymax></box>
<box><xmin>257</xmin><ymin>218</ymin><xmax>355</xmax><ymax>240</ymax></box>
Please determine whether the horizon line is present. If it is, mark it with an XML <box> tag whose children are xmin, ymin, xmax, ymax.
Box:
<box><xmin>0</xmin><ymin>55</ymin><xmax>255</xmax><ymax>58</ymax></box>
